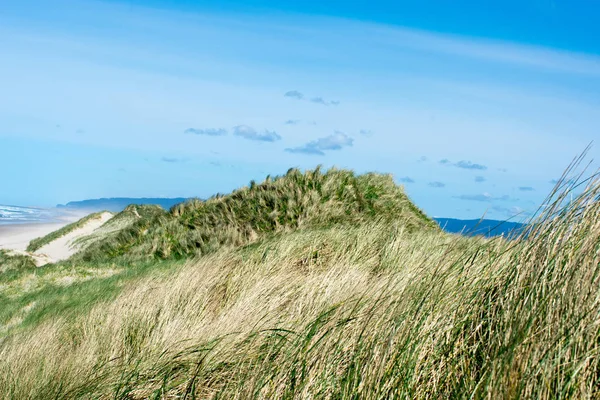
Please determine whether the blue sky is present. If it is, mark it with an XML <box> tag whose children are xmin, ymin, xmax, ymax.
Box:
<box><xmin>1</xmin><ymin>0</ymin><xmax>599</xmax><ymax>219</ymax></box>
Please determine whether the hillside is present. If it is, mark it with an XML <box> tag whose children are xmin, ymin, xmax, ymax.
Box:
<box><xmin>0</xmin><ymin>166</ymin><xmax>599</xmax><ymax>399</ymax></box>
<box><xmin>56</xmin><ymin>197</ymin><xmax>189</xmax><ymax>213</ymax></box>
<box><xmin>51</xmin><ymin>202</ymin><xmax>526</xmax><ymax>238</ymax></box>
<box><xmin>73</xmin><ymin>167</ymin><xmax>436</xmax><ymax>263</ymax></box>
<box><xmin>26</xmin><ymin>212</ymin><xmax>113</xmax><ymax>253</ymax></box>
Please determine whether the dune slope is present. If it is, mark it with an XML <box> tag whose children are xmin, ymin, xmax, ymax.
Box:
<box><xmin>33</xmin><ymin>212</ymin><xmax>114</xmax><ymax>263</ymax></box>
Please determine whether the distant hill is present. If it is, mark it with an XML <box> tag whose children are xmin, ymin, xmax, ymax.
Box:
<box><xmin>56</xmin><ymin>197</ymin><xmax>190</xmax><ymax>213</ymax></box>
<box><xmin>434</xmin><ymin>218</ymin><xmax>526</xmax><ymax>238</ymax></box>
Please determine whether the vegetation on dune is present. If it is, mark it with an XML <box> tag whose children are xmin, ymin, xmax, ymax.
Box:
<box><xmin>0</xmin><ymin>205</ymin><xmax>170</xmax><ymax>336</ymax></box>
<box><xmin>26</xmin><ymin>211</ymin><xmax>113</xmax><ymax>253</ymax></box>
<box><xmin>0</xmin><ymin>167</ymin><xmax>433</xmax><ymax>338</ymax></box>
<box><xmin>1</xmin><ymin>162</ymin><xmax>600</xmax><ymax>399</ymax></box>
<box><xmin>76</xmin><ymin>166</ymin><xmax>436</xmax><ymax>262</ymax></box>
<box><xmin>0</xmin><ymin>250</ymin><xmax>36</xmax><ymax>273</ymax></box>
<box><xmin>72</xmin><ymin>204</ymin><xmax>164</xmax><ymax>250</ymax></box>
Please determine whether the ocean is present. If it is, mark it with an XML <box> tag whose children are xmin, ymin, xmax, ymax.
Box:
<box><xmin>0</xmin><ymin>205</ymin><xmax>63</xmax><ymax>225</ymax></box>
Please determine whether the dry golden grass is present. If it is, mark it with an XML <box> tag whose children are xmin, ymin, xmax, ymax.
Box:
<box><xmin>0</xmin><ymin>222</ymin><xmax>489</xmax><ymax>397</ymax></box>
<box><xmin>1</xmin><ymin>162</ymin><xmax>599</xmax><ymax>399</ymax></box>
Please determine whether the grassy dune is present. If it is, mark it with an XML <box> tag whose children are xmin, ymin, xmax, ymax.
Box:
<box><xmin>26</xmin><ymin>211</ymin><xmax>113</xmax><ymax>253</ymax></box>
<box><xmin>1</xmin><ymin>165</ymin><xmax>599</xmax><ymax>399</ymax></box>
<box><xmin>75</xmin><ymin>166</ymin><xmax>435</xmax><ymax>263</ymax></box>
<box><xmin>72</xmin><ymin>204</ymin><xmax>164</xmax><ymax>250</ymax></box>
<box><xmin>0</xmin><ymin>250</ymin><xmax>36</xmax><ymax>273</ymax></box>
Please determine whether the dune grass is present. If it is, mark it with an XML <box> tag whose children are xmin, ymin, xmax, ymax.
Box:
<box><xmin>0</xmin><ymin>258</ymin><xmax>184</xmax><ymax>339</ymax></box>
<box><xmin>1</xmin><ymin>163</ymin><xmax>599</xmax><ymax>398</ymax></box>
<box><xmin>2</xmin><ymin>167</ymin><xmax>432</xmax><ymax>340</ymax></box>
<box><xmin>76</xmin><ymin>166</ymin><xmax>436</xmax><ymax>263</ymax></box>
<box><xmin>0</xmin><ymin>250</ymin><xmax>36</xmax><ymax>274</ymax></box>
<box><xmin>26</xmin><ymin>211</ymin><xmax>113</xmax><ymax>253</ymax></box>
<box><xmin>72</xmin><ymin>205</ymin><xmax>164</xmax><ymax>250</ymax></box>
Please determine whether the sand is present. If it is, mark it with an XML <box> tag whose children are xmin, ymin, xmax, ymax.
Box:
<box><xmin>34</xmin><ymin>212</ymin><xmax>114</xmax><ymax>262</ymax></box>
<box><xmin>0</xmin><ymin>223</ymin><xmax>70</xmax><ymax>252</ymax></box>
<box><xmin>0</xmin><ymin>211</ymin><xmax>113</xmax><ymax>266</ymax></box>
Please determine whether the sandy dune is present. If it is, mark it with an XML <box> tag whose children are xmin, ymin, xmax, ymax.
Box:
<box><xmin>0</xmin><ymin>212</ymin><xmax>114</xmax><ymax>266</ymax></box>
<box><xmin>34</xmin><ymin>212</ymin><xmax>114</xmax><ymax>262</ymax></box>
<box><xmin>2</xmin><ymin>249</ymin><xmax>54</xmax><ymax>267</ymax></box>
<box><xmin>0</xmin><ymin>208</ymin><xmax>91</xmax><ymax>253</ymax></box>
<box><xmin>0</xmin><ymin>223</ymin><xmax>70</xmax><ymax>252</ymax></box>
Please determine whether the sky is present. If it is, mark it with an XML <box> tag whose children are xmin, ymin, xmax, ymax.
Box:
<box><xmin>1</xmin><ymin>0</ymin><xmax>599</xmax><ymax>220</ymax></box>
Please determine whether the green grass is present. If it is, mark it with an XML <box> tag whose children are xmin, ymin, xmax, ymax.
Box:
<box><xmin>0</xmin><ymin>258</ymin><xmax>184</xmax><ymax>338</ymax></box>
<box><xmin>75</xmin><ymin>166</ymin><xmax>436</xmax><ymax>263</ymax></box>
<box><xmin>1</xmin><ymin>163</ymin><xmax>599</xmax><ymax>399</ymax></box>
<box><xmin>72</xmin><ymin>204</ymin><xmax>164</xmax><ymax>250</ymax></box>
<box><xmin>26</xmin><ymin>211</ymin><xmax>113</xmax><ymax>253</ymax></box>
<box><xmin>0</xmin><ymin>250</ymin><xmax>36</xmax><ymax>274</ymax></box>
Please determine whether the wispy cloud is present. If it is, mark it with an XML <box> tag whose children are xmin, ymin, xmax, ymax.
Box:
<box><xmin>518</xmin><ymin>186</ymin><xmax>535</xmax><ymax>191</ymax></box>
<box><xmin>455</xmin><ymin>193</ymin><xmax>518</xmax><ymax>202</ymax></box>
<box><xmin>378</xmin><ymin>24</ymin><xmax>600</xmax><ymax>76</ymax></box>
<box><xmin>285</xmin><ymin>90</ymin><xmax>340</xmax><ymax>106</ymax></box>
<box><xmin>417</xmin><ymin>156</ymin><xmax>428</xmax><ymax>162</ymax></box>
<box><xmin>310</xmin><ymin>97</ymin><xmax>327</xmax><ymax>105</ymax></box>
<box><xmin>549</xmin><ymin>178</ymin><xmax>577</xmax><ymax>185</ymax></box>
<box><xmin>399</xmin><ymin>176</ymin><xmax>415</xmax><ymax>183</ymax></box>
<box><xmin>455</xmin><ymin>193</ymin><xmax>494</xmax><ymax>202</ymax></box>
<box><xmin>440</xmin><ymin>159</ymin><xmax>488</xmax><ymax>170</ymax></box>
<box><xmin>232</xmin><ymin>125</ymin><xmax>281</xmax><ymax>142</ymax></box>
<box><xmin>429</xmin><ymin>181</ymin><xmax>446</xmax><ymax>188</ymax></box>
<box><xmin>284</xmin><ymin>90</ymin><xmax>304</xmax><ymax>100</ymax></box>
<box><xmin>359</xmin><ymin>129</ymin><xmax>373</xmax><ymax>135</ymax></box>
<box><xmin>454</xmin><ymin>160</ymin><xmax>488</xmax><ymax>170</ymax></box>
<box><xmin>184</xmin><ymin>128</ymin><xmax>227</xmax><ymax>136</ymax></box>
<box><xmin>310</xmin><ymin>97</ymin><xmax>340</xmax><ymax>106</ymax></box>
<box><xmin>492</xmin><ymin>205</ymin><xmax>531</xmax><ymax>218</ymax></box>
<box><xmin>285</xmin><ymin>146</ymin><xmax>325</xmax><ymax>156</ymax></box>
<box><xmin>285</xmin><ymin>131</ymin><xmax>353</xmax><ymax>156</ymax></box>
<box><xmin>475</xmin><ymin>176</ymin><xmax>486</xmax><ymax>183</ymax></box>
<box><xmin>161</xmin><ymin>157</ymin><xmax>183</xmax><ymax>163</ymax></box>
<box><xmin>285</xmin><ymin>119</ymin><xmax>300</xmax><ymax>125</ymax></box>
<box><xmin>76</xmin><ymin>128</ymin><xmax>85</xmax><ymax>134</ymax></box>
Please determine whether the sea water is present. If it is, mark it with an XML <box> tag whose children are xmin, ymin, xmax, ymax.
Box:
<box><xmin>0</xmin><ymin>205</ymin><xmax>61</xmax><ymax>225</ymax></box>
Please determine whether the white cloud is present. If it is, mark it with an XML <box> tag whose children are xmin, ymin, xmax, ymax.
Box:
<box><xmin>232</xmin><ymin>125</ymin><xmax>281</xmax><ymax>142</ymax></box>
<box><xmin>286</xmin><ymin>131</ymin><xmax>353</xmax><ymax>155</ymax></box>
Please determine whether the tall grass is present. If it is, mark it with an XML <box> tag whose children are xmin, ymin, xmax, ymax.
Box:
<box><xmin>75</xmin><ymin>166</ymin><xmax>435</xmax><ymax>263</ymax></box>
<box><xmin>0</xmin><ymin>250</ymin><xmax>36</xmax><ymax>273</ymax></box>
<box><xmin>1</xmin><ymin>162</ymin><xmax>599</xmax><ymax>398</ymax></box>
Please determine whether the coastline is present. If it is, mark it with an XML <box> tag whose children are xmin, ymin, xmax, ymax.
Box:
<box><xmin>0</xmin><ymin>222</ymin><xmax>71</xmax><ymax>252</ymax></box>
<box><xmin>0</xmin><ymin>210</ymin><xmax>88</xmax><ymax>253</ymax></box>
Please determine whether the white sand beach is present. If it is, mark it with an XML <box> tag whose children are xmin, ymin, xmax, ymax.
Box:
<box><xmin>0</xmin><ymin>222</ymin><xmax>69</xmax><ymax>252</ymax></box>
<box><xmin>0</xmin><ymin>210</ymin><xmax>107</xmax><ymax>266</ymax></box>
